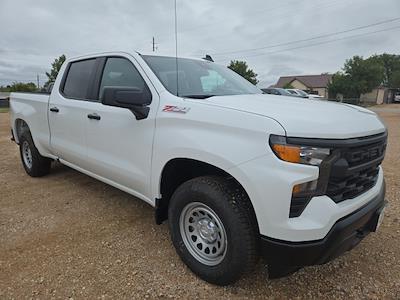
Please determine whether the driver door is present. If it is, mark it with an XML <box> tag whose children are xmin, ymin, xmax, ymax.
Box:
<box><xmin>84</xmin><ymin>56</ymin><xmax>158</xmax><ymax>199</ymax></box>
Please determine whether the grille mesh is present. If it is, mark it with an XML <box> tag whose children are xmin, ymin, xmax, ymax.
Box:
<box><xmin>326</xmin><ymin>166</ymin><xmax>379</xmax><ymax>203</ymax></box>
<box><xmin>326</xmin><ymin>137</ymin><xmax>386</xmax><ymax>203</ymax></box>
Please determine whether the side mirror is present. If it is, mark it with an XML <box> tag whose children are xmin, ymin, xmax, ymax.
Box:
<box><xmin>101</xmin><ymin>87</ymin><xmax>152</xmax><ymax>120</ymax></box>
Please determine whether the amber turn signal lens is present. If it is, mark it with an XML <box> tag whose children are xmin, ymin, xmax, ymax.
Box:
<box><xmin>292</xmin><ymin>184</ymin><xmax>302</xmax><ymax>195</ymax></box>
<box><xmin>292</xmin><ymin>180</ymin><xmax>318</xmax><ymax>196</ymax></box>
<box><xmin>271</xmin><ymin>144</ymin><xmax>301</xmax><ymax>163</ymax></box>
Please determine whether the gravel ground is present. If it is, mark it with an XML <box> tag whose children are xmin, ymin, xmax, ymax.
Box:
<box><xmin>0</xmin><ymin>105</ymin><xmax>399</xmax><ymax>299</ymax></box>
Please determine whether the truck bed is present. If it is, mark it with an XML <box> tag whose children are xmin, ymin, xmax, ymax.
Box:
<box><xmin>10</xmin><ymin>92</ymin><xmax>51</xmax><ymax>155</ymax></box>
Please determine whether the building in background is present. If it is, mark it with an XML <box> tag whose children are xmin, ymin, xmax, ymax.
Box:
<box><xmin>273</xmin><ymin>74</ymin><xmax>333</xmax><ymax>98</ymax></box>
<box><xmin>361</xmin><ymin>87</ymin><xmax>400</xmax><ymax>104</ymax></box>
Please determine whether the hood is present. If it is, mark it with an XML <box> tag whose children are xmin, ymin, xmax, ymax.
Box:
<box><xmin>196</xmin><ymin>94</ymin><xmax>386</xmax><ymax>139</ymax></box>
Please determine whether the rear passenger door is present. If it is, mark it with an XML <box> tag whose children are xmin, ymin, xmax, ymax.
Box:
<box><xmin>48</xmin><ymin>58</ymin><xmax>98</xmax><ymax>168</ymax></box>
<box><xmin>83</xmin><ymin>56</ymin><xmax>159</xmax><ymax>199</ymax></box>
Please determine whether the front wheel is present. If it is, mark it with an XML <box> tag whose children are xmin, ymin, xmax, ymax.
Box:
<box><xmin>168</xmin><ymin>176</ymin><xmax>259</xmax><ymax>285</ymax></box>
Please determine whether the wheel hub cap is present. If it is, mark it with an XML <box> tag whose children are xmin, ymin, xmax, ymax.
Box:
<box><xmin>179</xmin><ymin>202</ymin><xmax>227</xmax><ymax>266</ymax></box>
<box><xmin>197</xmin><ymin>219</ymin><xmax>218</xmax><ymax>243</ymax></box>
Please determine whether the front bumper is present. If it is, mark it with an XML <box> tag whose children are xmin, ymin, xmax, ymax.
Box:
<box><xmin>260</xmin><ymin>181</ymin><xmax>386</xmax><ymax>271</ymax></box>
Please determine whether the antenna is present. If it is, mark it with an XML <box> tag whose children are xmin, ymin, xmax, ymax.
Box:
<box><xmin>152</xmin><ymin>37</ymin><xmax>158</xmax><ymax>52</ymax></box>
<box><xmin>174</xmin><ymin>0</ymin><xmax>179</xmax><ymax>96</ymax></box>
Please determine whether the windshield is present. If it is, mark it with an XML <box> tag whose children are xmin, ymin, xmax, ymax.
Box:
<box><xmin>141</xmin><ymin>55</ymin><xmax>262</xmax><ymax>98</ymax></box>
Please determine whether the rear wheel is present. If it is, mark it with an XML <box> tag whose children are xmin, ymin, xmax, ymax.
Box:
<box><xmin>19</xmin><ymin>130</ymin><xmax>51</xmax><ymax>177</ymax></box>
<box><xmin>168</xmin><ymin>176</ymin><xmax>259</xmax><ymax>285</ymax></box>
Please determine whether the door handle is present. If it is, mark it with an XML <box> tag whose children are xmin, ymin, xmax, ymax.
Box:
<box><xmin>87</xmin><ymin>113</ymin><xmax>101</xmax><ymax>120</ymax></box>
<box><xmin>50</xmin><ymin>107</ymin><xmax>59</xmax><ymax>113</ymax></box>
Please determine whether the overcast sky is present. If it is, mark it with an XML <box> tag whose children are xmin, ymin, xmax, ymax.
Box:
<box><xmin>1</xmin><ymin>0</ymin><xmax>400</xmax><ymax>88</ymax></box>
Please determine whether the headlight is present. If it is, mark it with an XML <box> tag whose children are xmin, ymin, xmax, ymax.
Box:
<box><xmin>269</xmin><ymin>135</ymin><xmax>330</xmax><ymax>166</ymax></box>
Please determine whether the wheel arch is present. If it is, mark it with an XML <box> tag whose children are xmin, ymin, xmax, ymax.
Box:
<box><xmin>155</xmin><ymin>157</ymin><xmax>259</xmax><ymax>234</ymax></box>
<box><xmin>14</xmin><ymin>118</ymin><xmax>30</xmax><ymax>144</ymax></box>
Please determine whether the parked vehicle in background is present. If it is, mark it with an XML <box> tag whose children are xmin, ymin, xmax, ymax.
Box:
<box><xmin>287</xmin><ymin>89</ymin><xmax>325</xmax><ymax>99</ymax></box>
<box><xmin>10</xmin><ymin>51</ymin><xmax>387</xmax><ymax>285</ymax></box>
<box><xmin>287</xmin><ymin>89</ymin><xmax>309</xmax><ymax>98</ymax></box>
<box><xmin>394</xmin><ymin>92</ymin><xmax>400</xmax><ymax>102</ymax></box>
<box><xmin>308</xmin><ymin>93</ymin><xmax>324</xmax><ymax>99</ymax></box>
<box><xmin>262</xmin><ymin>87</ymin><xmax>301</xmax><ymax>97</ymax></box>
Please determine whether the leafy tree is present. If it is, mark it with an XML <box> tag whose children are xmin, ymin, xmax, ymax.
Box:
<box><xmin>45</xmin><ymin>54</ymin><xmax>66</xmax><ymax>88</ymax></box>
<box><xmin>0</xmin><ymin>85</ymin><xmax>11</xmax><ymax>92</ymax></box>
<box><xmin>328</xmin><ymin>73</ymin><xmax>356</xmax><ymax>99</ymax></box>
<box><xmin>369</xmin><ymin>53</ymin><xmax>400</xmax><ymax>88</ymax></box>
<box><xmin>0</xmin><ymin>82</ymin><xmax>37</xmax><ymax>92</ymax></box>
<box><xmin>228</xmin><ymin>60</ymin><xmax>258</xmax><ymax>85</ymax></box>
<box><xmin>328</xmin><ymin>55</ymin><xmax>384</xmax><ymax>98</ymax></box>
<box><xmin>391</xmin><ymin>70</ymin><xmax>400</xmax><ymax>88</ymax></box>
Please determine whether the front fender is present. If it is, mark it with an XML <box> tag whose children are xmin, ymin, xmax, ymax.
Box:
<box><xmin>150</xmin><ymin>101</ymin><xmax>286</xmax><ymax>200</ymax></box>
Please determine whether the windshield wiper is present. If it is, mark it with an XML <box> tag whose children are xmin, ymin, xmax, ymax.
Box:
<box><xmin>181</xmin><ymin>94</ymin><xmax>216</xmax><ymax>99</ymax></box>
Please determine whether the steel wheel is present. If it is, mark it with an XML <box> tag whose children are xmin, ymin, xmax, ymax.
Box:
<box><xmin>179</xmin><ymin>202</ymin><xmax>227</xmax><ymax>266</ymax></box>
<box><xmin>22</xmin><ymin>140</ymin><xmax>33</xmax><ymax>169</ymax></box>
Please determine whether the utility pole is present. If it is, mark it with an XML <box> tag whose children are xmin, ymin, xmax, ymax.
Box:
<box><xmin>36</xmin><ymin>74</ymin><xmax>40</xmax><ymax>89</ymax></box>
<box><xmin>152</xmin><ymin>37</ymin><xmax>158</xmax><ymax>52</ymax></box>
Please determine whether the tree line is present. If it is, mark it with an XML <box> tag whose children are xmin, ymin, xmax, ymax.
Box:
<box><xmin>328</xmin><ymin>54</ymin><xmax>400</xmax><ymax>99</ymax></box>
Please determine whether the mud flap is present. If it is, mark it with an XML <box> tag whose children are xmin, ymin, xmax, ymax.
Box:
<box><xmin>155</xmin><ymin>198</ymin><xmax>168</xmax><ymax>225</ymax></box>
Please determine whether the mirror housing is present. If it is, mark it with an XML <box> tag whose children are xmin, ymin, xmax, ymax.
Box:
<box><xmin>101</xmin><ymin>87</ymin><xmax>152</xmax><ymax>120</ymax></box>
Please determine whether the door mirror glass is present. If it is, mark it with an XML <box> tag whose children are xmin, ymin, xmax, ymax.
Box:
<box><xmin>101</xmin><ymin>87</ymin><xmax>152</xmax><ymax>120</ymax></box>
<box><xmin>102</xmin><ymin>87</ymin><xmax>151</xmax><ymax>106</ymax></box>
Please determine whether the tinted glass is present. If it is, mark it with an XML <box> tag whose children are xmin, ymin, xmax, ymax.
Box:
<box><xmin>99</xmin><ymin>57</ymin><xmax>146</xmax><ymax>99</ymax></box>
<box><xmin>63</xmin><ymin>59</ymin><xmax>96</xmax><ymax>99</ymax></box>
<box><xmin>142</xmin><ymin>55</ymin><xmax>261</xmax><ymax>97</ymax></box>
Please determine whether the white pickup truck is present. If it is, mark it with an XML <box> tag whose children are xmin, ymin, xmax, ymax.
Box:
<box><xmin>10</xmin><ymin>51</ymin><xmax>387</xmax><ymax>285</ymax></box>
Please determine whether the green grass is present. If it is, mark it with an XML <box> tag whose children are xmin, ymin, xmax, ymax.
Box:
<box><xmin>0</xmin><ymin>107</ymin><xmax>9</xmax><ymax>113</ymax></box>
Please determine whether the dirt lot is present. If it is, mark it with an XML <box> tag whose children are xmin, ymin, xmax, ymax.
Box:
<box><xmin>1</xmin><ymin>105</ymin><xmax>399</xmax><ymax>299</ymax></box>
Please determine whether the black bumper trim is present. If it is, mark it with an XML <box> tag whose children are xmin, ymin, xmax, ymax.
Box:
<box><xmin>260</xmin><ymin>180</ymin><xmax>386</xmax><ymax>268</ymax></box>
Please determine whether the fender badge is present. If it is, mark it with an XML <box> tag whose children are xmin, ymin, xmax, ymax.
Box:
<box><xmin>163</xmin><ymin>105</ymin><xmax>191</xmax><ymax>113</ymax></box>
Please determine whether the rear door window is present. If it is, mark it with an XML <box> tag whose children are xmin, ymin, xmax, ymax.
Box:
<box><xmin>62</xmin><ymin>59</ymin><xmax>96</xmax><ymax>99</ymax></box>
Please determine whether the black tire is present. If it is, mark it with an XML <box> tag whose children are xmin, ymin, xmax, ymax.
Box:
<box><xmin>168</xmin><ymin>176</ymin><xmax>259</xmax><ymax>285</ymax></box>
<box><xmin>19</xmin><ymin>130</ymin><xmax>51</xmax><ymax>177</ymax></box>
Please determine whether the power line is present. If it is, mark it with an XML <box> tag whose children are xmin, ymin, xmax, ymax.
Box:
<box><xmin>221</xmin><ymin>25</ymin><xmax>400</xmax><ymax>60</ymax></box>
<box><xmin>195</xmin><ymin>0</ymin><xmax>352</xmax><ymax>44</ymax></box>
<box><xmin>212</xmin><ymin>17</ymin><xmax>400</xmax><ymax>56</ymax></box>
<box><xmin>141</xmin><ymin>0</ymin><xmax>351</xmax><ymax>46</ymax></box>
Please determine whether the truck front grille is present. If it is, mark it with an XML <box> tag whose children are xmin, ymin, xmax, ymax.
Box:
<box><xmin>326</xmin><ymin>134</ymin><xmax>386</xmax><ymax>203</ymax></box>
<box><xmin>288</xmin><ymin>132</ymin><xmax>387</xmax><ymax>217</ymax></box>
<box><xmin>326</xmin><ymin>166</ymin><xmax>380</xmax><ymax>202</ymax></box>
